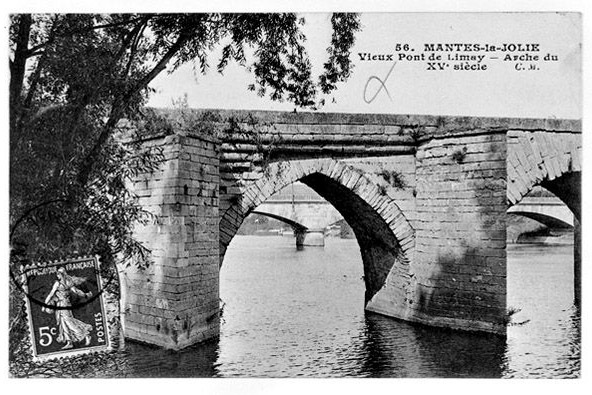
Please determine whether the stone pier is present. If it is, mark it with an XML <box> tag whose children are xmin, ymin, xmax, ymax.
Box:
<box><xmin>123</xmin><ymin>132</ymin><xmax>220</xmax><ymax>349</ymax></box>
<box><xmin>122</xmin><ymin>110</ymin><xmax>580</xmax><ymax>349</ymax></box>
<box><xmin>297</xmin><ymin>229</ymin><xmax>325</xmax><ymax>248</ymax></box>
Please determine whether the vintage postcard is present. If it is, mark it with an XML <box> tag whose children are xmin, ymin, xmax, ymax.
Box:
<box><xmin>6</xmin><ymin>7</ymin><xmax>585</xmax><ymax>384</ymax></box>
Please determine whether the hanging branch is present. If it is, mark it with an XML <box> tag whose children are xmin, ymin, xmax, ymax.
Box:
<box><xmin>76</xmin><ymin>27</ymin><xmax>195</xmax><ymax>189</ymax></box>
<box><xmin>9</xmin><ymin>14</ymin><xmax>32</xmax><ymax>132</ymax></box>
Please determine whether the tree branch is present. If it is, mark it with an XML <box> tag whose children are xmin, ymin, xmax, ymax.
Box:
<box><xmin>75</xmin><ymin>29</ymin><xmax>195</xmax><ymax>188</ymax></box>
<box><xmin>10</xmin><ymin>198</ymin><xmax>70</xmax><ymax>242</ymax></box>
<box><xmin>128</xmin><ymin>30</ymin><xmax>194</xmax><ymax>100</ymax></box>
<box><xmin>18</xmin><ymin>17</ymin><xmax>60</xmax><ymax>130</ymax></box>
<box><xmin>9</xmin><ymin>14</ymin><xmax>32</xmax><ymax>132</ymax></box>
<box><xmin>123</xmin><ymin>18</ymin><xmax>149</xmax><ymax>78</ymax></box>
<box><xmin>113</xmin><ymin>15</ymin><xmax>151</xmax><ymax>72</ymax></box>
<box><xmin>25</xmin><ymin>15</ymin><xmax>146</xmax><ymax>57</ymax></box>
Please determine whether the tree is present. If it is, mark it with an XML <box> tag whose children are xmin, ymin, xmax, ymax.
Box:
<box><xmin>9</xmin><ymin>13</ymin><xmax>361</xmax><ymax>375</ymax></box>
<box><xmin>9</xmin><ymin>13</ymin><xmax>361</xmax><ymax>269</ymax></box>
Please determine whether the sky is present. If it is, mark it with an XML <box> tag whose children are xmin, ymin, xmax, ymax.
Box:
<box><xmin>148</xmin><ymin>12</ymin><xmax>581</xmax><ymax>120</ymax></box>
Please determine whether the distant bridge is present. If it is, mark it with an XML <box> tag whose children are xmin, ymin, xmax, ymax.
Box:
<box><xmin>252</xmin><ymin>183</ymin><xmax>342</xmax><ymax>246</ymax></box>
<box><xmin>125</xmin><ymin>109</ymin><xmax>581</xmax><ymax>349</ymax></box>
<box><xmin>508</xmin><ymin>196</ymin><xmax>574</xmax><ymax>228</ymax></box>
<box><xmin>255</xmin><ymin>185</ymin><xmax>574</xmax><ymax>246</ymax></box>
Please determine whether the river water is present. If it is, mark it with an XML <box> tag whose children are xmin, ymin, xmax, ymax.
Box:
<box><xmin>117</xmin><ymin>236</ymin><xmax>580</xmax><ymax>378</ymax></box>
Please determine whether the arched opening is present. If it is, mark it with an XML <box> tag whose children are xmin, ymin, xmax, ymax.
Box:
<box><xmin>540</xmin><ymin>171</ymin><xmax>581</xmax><ymax>220</ymax></box>
<box><xmin>507</xmin><ymin>167</ymin><xmax>581</xmax><ymax>303</ymax></box>
<box><xmin>506</xmin><ymin>130</ymin><xmax>581</xmax><ymax>306</ymax></box>
<box><xmin>217</xmin><ymin>159</ymin><xmax>416</xmax><ymax>375</ymax></box>
<box><xmin>299</xmin><ymin>173</ymin><xmax>403</xmax><ymax>302</ymax></box>
<box><xmin>505</xmin><ymin>176</ymin><xmax>580</xmax><ymax>376</ymax></box>
<box><xmin>503</xmin><ymin>130</ymin><xmax>581</xmax><ymax>376</ymax></box>
<box><xmin>219</xmin><ymin>210</ymin><xmax>366</xmax><ymax>376</ymax></box>
<box><xmin>219</xmin><ymin>159</ymin><xmax>414</xmax><ymax>304</ymax></box>
<box><xmin>507</xmin><ymin>186</ymin><xmax>575</xmax><ymax>243</ymax></box>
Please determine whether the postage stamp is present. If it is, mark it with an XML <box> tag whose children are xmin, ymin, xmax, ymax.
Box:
<box><xmin>21</xmin><ymin>256</ymin><xmax>111</xmax><ymax>361</ymax></box>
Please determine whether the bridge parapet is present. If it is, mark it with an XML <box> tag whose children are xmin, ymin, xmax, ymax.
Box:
<box><xmin>211</xmin><ymin>109</ymin><xmax>579</xmax><ymax>218</ymax></box>
<box><xmin>123</xmin><ymin>109</ymin><xmax>581</xmax><ymax>349</ymax></box>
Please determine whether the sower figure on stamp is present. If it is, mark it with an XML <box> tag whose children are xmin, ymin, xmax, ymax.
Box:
<box><xmin>42</xmin><ymin>267</ymin><xmax>93</xmax><ymax>349</ymax></box>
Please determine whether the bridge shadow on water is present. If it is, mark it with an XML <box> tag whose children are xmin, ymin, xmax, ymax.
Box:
<box><xmin>359</xmin><ymin>312</ymin><xmax>507</xmax><ymax>378</ymax></box>
<box><xmin>114</xmin><ymin>312</ymin><xmax>507</xmax><ymax>378</ymax></box>
<box><xmin>116</xmin><ymin>338</ymin><xmax>220</xmax><ymax>378</ymax></box>
<box><xmin>115</xmin><ymin>240</ymin><xmax>510</xmax><ymax>378</ymax></box>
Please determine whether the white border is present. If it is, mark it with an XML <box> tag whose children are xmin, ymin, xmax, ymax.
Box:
<box><xmin>2</xmin><ymin>1</ymin><xmax>589</xmax><ymax>394</ymax></box>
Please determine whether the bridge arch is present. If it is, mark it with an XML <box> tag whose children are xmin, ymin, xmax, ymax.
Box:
<box><xmin>220</xmin><ymin>158</ymin><xmax>415</xmax><ymax>302</ymax></box>
<box><xmin>249</xmin><ymin>210</ymin><xmax>308</xmax><ymax>233</ymax></box>
<box><xmin>507</xmin><ymin>210</ymin><xmax>573</xmax><ymax>229</ymax></box>
<box><xmin>507</xmin><ymin>131</ymin><xmax>581</xmax><ymax>219</ymax></box>
<box><xmin>507</xmin><ymin>194</ymin><xmax>575</xmax><ymax>229</ymax></box>
<box><xmin>254</xmin><ymin>193</ymin><xmax>343</xmax><ymax>232</ymax></box>
<box><xmin>506</xmin><ymin>130</ymin><xmax>581</xmax><ymax>305</ymax></box>
<box><xmin>122</xmin><ymin>111</ymin><xmax>583</xmax><ymax>349</ymax></box>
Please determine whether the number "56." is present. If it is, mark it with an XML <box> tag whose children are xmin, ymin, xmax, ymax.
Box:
<box><xmin>38</xmin><ymin>326</ymin><xmax>57</xmax><ymax>347</ymax></box>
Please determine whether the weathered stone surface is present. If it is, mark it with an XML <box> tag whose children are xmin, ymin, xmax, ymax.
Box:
<box><xmin>124</xmin><ymin>134</ymin><xmax>220</xmax><ymax>350</ymax></box>
<box><xmin>124</xmin><ymin>110</ymin><xmax>580</xmax><ymax>348</ymax></box>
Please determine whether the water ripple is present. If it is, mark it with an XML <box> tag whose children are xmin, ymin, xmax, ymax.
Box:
<box><xmin>106</xmin><ymin>238</ymin><xmax>579</xmax><ymax>378</ymax></box>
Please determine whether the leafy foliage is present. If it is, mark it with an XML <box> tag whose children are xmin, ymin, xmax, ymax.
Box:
<box><xmin>452</xmin><ymin>147</ymin><xmax>468</xmax><ymax>164</ymax></box>
<box><xmin>9</xmin><ymin>12</ymin><xmax>361</xmax><ymax>269</ymax></box>
<box><xmin>319</xmin><ymin>14</ymin><xmax>361</xmax><ymax>94</ymax></box>
<box><xmin>9</xmin><ymin>15</ymin><xmax>360</xmax><ymax>372</ymax></box>
<box><xmin>378</xmin><ymin>169</ymin><xmax>408</xmax><ymax>190</ymax></box>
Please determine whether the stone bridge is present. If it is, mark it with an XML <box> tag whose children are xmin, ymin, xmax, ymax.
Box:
<box><xmin>123</xmin><ymin>110</ymin><xmax>581</xmax><ymax>349</ymax></box>
<box><xmin>252</xmin><ymin>183</ymin><xmax>343</xmax><ymax>246</ymax></box>
<box><xmin>508</xmin><ymin>196</ymin><xmax>575</xmax><ymax>228</ymax></box>
<box><xmin>254</xmin><ymin>186</ymin><xmax>573</xmax><ymax>245</ymax></box>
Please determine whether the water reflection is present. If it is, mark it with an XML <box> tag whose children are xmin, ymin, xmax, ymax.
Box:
<box><xmin>104</xmin><ymin>237</ymin><xmax>579</xmax><ymax>378</ymax></box>
<box><xmin>501</xmin><ymin>304</ymin><xmax>581</xmax><ymax>378</ymax></box>
<box><xmin>119</xmin><ymin>311</ymin><xmax>508</xmax><ymax>378</ymax></box>
<box><xmin>503</xmin><ymin>243</ymin><xmax>580</xmax><ymax>378</ymax></box>
<box><xmin>117</xmin><ymin>338</ymin><xmax>219</xmax><ymax>378</ymax></box>
<box><xmin>360</xmin><ymin>313</ymin><xmax>506</xmax><ymax>378</ymax></box>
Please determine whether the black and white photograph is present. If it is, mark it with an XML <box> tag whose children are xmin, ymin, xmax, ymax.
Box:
<box><xmin>4</xmin><ymin>0</ymin><xmax>588</xmax><ymax>388</ymax></box>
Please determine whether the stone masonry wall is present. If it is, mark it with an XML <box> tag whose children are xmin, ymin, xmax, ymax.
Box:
<box><xmin>123</xmin><ymin>132</ymin><xmax>220</xmax><ymax>349</ymax></box>
<box><xmin>219</xmin><ymin>118</ymin><xmax>417</xmax><ymax>230</ymax></box>
<box><xmin>124</xmin><ymin>109</ymin><xmax>580</xmax><ymax>346</ymax></box>
<box><xmin>412</xmin><ymin>132</ymin><xmax>507</xmax><ymax>333</ymax></box>
<box><xmin>343</xmin><ymin>155</ymin><xmax>417</xmax><ymax>225</ymax></box>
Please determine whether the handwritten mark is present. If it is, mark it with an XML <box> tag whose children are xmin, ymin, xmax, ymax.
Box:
<box><xmin>363</xmin><ymin>62</ymin><xmax>396</xmax><ymax>104</ymax></box>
